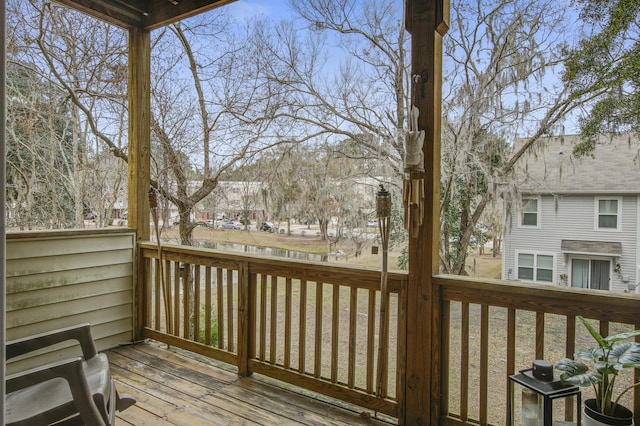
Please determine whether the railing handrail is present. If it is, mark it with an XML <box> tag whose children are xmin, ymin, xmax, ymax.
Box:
<box><xmin>139</xmin><ymin>241</ymin><xmax>408</xmax><ymax>291</ymax></box>
<box><xmin>434</xmin><ymin>274</ymin><xmax>640</xmax><ymax>324</ymax></box>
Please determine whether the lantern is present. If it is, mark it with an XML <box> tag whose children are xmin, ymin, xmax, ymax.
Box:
<box><xmin>508</xmin><ymin>360</ymin><xmax>581</xmax><ymax>426</ymax></box>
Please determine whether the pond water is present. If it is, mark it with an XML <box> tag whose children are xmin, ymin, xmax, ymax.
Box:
<box><xmin>202</xmin><ymin>241</ymin><xmax>327</xmax><ymax>262</ymax></box>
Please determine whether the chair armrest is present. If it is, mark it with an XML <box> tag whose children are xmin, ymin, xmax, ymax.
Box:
<box><xmin>6</xmin><ymin>323</ymin><xmax>98</xmax><ymax>361</ymax></box>
<box><xmin>6</xmin><ymin>357</ymin><xmax>106</xmax><ymax>425</ymax></box>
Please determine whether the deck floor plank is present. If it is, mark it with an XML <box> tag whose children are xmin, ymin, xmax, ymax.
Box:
<box><xmin>108</xmin><ymin>343</ymin><xmax>394</xmax><ymax>426</ymax></box>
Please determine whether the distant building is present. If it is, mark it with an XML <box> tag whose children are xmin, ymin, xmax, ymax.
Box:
<box><xmin>502</xmin><ymin>133</ymin><xmax>640</xmax><ymax>293</ymax></box>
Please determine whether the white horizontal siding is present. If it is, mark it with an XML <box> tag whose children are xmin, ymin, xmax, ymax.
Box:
<box><xmin>503</xmin><ymin>195</ymin><xmax>638</xmax><ymax>291</ymax></box>
<box><xmin>6</xmin><ymin>229</ymin><xmax>136</xmax><ymax>372</ymax></box>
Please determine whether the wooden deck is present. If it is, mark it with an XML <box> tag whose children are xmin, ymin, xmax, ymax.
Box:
<box><xmin>109</xmin><ymin>342</ymin><xmax>396</xmax><ymax>426</ymax></box>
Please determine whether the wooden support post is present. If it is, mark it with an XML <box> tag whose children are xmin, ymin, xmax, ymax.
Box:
<box><xmin>128</xmin><ymin>26</ymin><xmax>151</xmax><ymax>241</ymax></box>
<box><xmin>403</xmin><ymin>0</ymin><xmax>448</xmax><ymax>424</ymax></box>
<box><xmin>237</xmin><ymin>262</ymin><xmax>251</xmax><ymax>377</ymax></box>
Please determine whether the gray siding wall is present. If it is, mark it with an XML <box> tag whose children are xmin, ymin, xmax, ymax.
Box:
<box><xmin>503</xmin><ymin>194</ymin><xmax>638</xmax><ymax>293</ymax></box>
<box><xmin>6</xmin><ymin>229</ymin><xmax>135</xmax><ymax>373</ymax></box>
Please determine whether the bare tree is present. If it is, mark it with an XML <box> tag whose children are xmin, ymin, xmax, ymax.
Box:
<box><xmin>12</xmin><ymin>2</ymin><xmax>296</xmax><ymax>243</ymax></box>
<box><xmin>149</xmin><ymin>16</ymin><xmax>299</xmax><ymax>245</ymax></box>
<box><xmin>255</xmin><ymin>0</ymin><xmax>408</xmax><ymax>185</ymax></box>
<box><xmin>439</xmin><ymin>0</ymin><xmax>608</xmax><ymax>274</ymax></box>
<box><xmin>7</xmin><ymin>0</ymin><xmax>129</xmax><ymax>230</ymax></box>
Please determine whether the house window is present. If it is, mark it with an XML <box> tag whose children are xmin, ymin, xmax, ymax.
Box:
<box><xmin>520</xmin><ymin>198</ymin><xmax>539</xmax><ymax>227</ymax></box>
<box><xmin>571</xmin><ymin>258</ymin><xmax>610</xmax><ymax>290</ymax></box>
<box><xmin>517</xmin><ymin>253</ymin><xmax>554</xmax><ymax>283</ymax></box>
<box><xmin>595</xmin><ymin>197</ymin><xmax>621</xmax><ymax>230</ymax></box>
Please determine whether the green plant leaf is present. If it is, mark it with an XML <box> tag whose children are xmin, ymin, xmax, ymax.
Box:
<box><xmin>604</xmin><ymin>329</ymin><xmax>640</xmax><ymax>344</ymax></box>
<box><xmin>577</xmin><ymin>316</ymin><xmax>610</xmax><ymax>349</ymax></box>
<box><xmin>610</xmin><ymin>342</ymin><xmax>640</xmax><ymax>364</ymax></box>
<box><xmin>575</xmin><ymin>347</ymin><xmax>605</xmax><ymax>361</ymax></box>
<box><xmin>556</xmin><ymin>358</ymin><xmax>601</xmax><ymax>387</ymax></box>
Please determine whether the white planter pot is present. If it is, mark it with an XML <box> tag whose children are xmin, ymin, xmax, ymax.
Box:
<box><xmin>583</xmin><ymin>399</ymin><xmax>634</xmax><ymax>426</ymax></box>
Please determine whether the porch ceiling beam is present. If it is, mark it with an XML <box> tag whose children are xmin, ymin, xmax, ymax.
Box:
<box><xmin>54</xmin><ymin>0</ymin><xmax>237</xmax><ymax>30</ymax></box>
<box><xmin>55</xmin><ymin>0</ymin><xmax>145</xmax><ymax>28</ymax></box>
<box><xmin>142</xmin><ymin>0</ymin><xmax>237</xmax><ymax>31</ymax></box>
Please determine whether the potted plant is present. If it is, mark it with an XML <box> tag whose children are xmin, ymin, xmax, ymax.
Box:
<box><xmin>555</xmin><ymin>316</ymin><xmax>640</xmax><ymax>425</ymax></box>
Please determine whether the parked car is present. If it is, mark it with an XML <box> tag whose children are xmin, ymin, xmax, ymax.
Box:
<box><xmin>260</xmin><ymin>221</ymin><xmax>274</xmax><ymax>231</ymax></box>
<box><xmin>219</xmin><ymin>221</ymin><xmax>241</xmax><ymax>230</ymax></box>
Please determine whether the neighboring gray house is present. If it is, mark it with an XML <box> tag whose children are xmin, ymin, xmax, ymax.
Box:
<box><xmin>502</xmin><ymin>133</ymin><xmax>640</xmax><ymax>293</ymax></box>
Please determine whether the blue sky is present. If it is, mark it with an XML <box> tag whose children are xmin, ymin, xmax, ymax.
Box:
<box><xmin>225</xmin><ymin>0</ymin><xmax>293</xmax><ymax>20</ymax></box>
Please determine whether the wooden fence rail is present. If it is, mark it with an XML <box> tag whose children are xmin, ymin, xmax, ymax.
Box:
<box><xmin>435</xmin><ymin>275</ymin><xmax>640</xmax><ymax>425</ymax></box>
<box><xmin>137</xmin><ymin>243</ymin><xmax>407</xmax><ymax>418</ymax></box>
<box><xmin>138</xmin><ymin>243</ymin><xmax>640</xmax><ymax>424</ymax></box>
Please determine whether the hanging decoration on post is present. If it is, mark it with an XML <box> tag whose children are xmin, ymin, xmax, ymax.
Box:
<box><xmin>403</xmin><ymin>102</ymin><xmax>425</xmax><ymax>237</ymax></box>
<box><xmin>149</xmin><ymin>187</ymin><xmax>172</xmax><ymax>335</ymax></box>
<box><xmin>375</xmin><ymin>185</ymin><xmax>391</xmax><ymax>398</ymax></box>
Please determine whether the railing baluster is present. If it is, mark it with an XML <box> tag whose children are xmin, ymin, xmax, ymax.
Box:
<box><xmin>600</xmin><ymin>319</ymin><xmax>610</xmax><ymax>338</ymax></box>
<box><xmin>259</xmin><ymin>274</ymin><xmax>267</xmax><ymax>361</ymax></box>
<box><xmin>299</xmin><ymin>279</ymin><xmax>307</xmax><ymax>374</ymax></box>
<box><xmin>367</xmin><ymin>289</ymin><xmax>375</xmax><ymax>394</ymax></box>
<box><xmin>314</xmin><ymin>282</ymin><xmax>323</xmax><ymax>378</ymax></box>
<box><xmin>506</xmin><ymin>308</ymin><xmax>516</xmax><ymax>425</ymax></box>
<box><xmin>460</xmin><ymin>302</ymin><xmax>469</xmax><ymax>421</ymax></box>
<box><xmin>227</xmin><ymin>269</ymin><xmax>234</xmax><ymax>352</ymax></box>
<box><xmin>284</xmin><ymin>277</ymin><xmax>292</xmax><ymax>369</ymax></box>
<box><xmin>565</xmin><ymin>315</ymin><xmax>576</xmax><ymax>421</ymax></box>
<box><xmin>183</xmin><ymin>263</ymin><xmax>191</xmax><ymax>339</ymax></box>
<box><xmin>154</xmin><ymin>258</ymin><xmax>161</xmax><ymax>330</ymax></box>
<box><xmin>173</xmin><ymin>261</ymin><xmax>180</xmax><ymax>336</ymax></box>
<box><xmin>380</xmin><ymin>291</ymin><xmax>390</xmax><ymax>397</ymax></box>
<box><xmin>536</xmin><ymin>311</ymin><xmax>545</xmax><ymax>359</ymax></box>
<box><xmin>143</xmin><ymin>257</ymin><xmax>152</xmax><ymax>332</ymax></box>
<box><xmin>217</xmin><ymin>268</ymin><xmax>224</xmax><ymax>349</ymax></box>
<box><xmin>193</xmin><ymin>265</ymin><xmax>201</xmax><ymax>342</ymax></box>
<box><xmin>205</xmin><ymin>267</ymin><xmax>212</xmax><ymax>346</ymax></box>
<box><xmin>270</xmin><ymin>275</ymin><xmax>278</xmax><ymax>365</ymax></box>
<box><xmin>479</xmin><ymin>304</ymin><xmax>489</xmax><ymax>424</ymax></box>
<box><xmin>331</xmin><ymin>284</ymin><xmax>339</xmax><ymax>383</ymax></box>
<box><xmin>348</xmin><ymin>287</ymin><xmax>357</xmax><ymax>388</ymax></box>
<box><xmin>238</xmin><ymin>261</ymin><xmax>250</xmax><ymax>377</ymax></box>
<box><xmin>441</xmin><ymin>300</ymin><xmax>451</xmax><ymax>416</ymax></box>
<box><xmin>164</xmin><ymin>259</ymin><xmax>172</xmax><ymax>334</ymax></box>
<box><xmin>635</xmin><ymin>321</ymin><xmax>640</xmax><ymax>419</ymax></box>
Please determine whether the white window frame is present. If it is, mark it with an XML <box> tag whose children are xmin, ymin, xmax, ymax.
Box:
<box><xmin>518</xmin><ymin>196</ymin><xmax>541</xmax><ymax>228</ymax></box>
<box><xmin>594</xmin><ymin>196</ymin><xmax>622</xmax><ymax>231</ymax></box>
<box><xmin>515</xmin><ymin>251</ymin><xmax>555</xmax><ymax>283</ymax></box>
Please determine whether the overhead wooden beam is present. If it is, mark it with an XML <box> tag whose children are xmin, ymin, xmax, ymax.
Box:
<box><xmin>403</xmin><ymin>0</ymin><xmax>448</xmax><ymax>425</ymax></box>
<box><xmin>54</xmin><ymin>0</ymin><xmax>236</xmax><ymax>30</ymax></box>
<box><xmin>55</xmin><ymin>0</ymin><xmax>145</xmax><ymax>28</ymax></box>
<box><xmin>128</xmin><ymin>26</ymin><xmax>151</xmax><ymax>241</ymax></box>
<box><xmin>142</xmin><ymin>0</ymin><xmax>237</xmax><ymax>30</ymax></box>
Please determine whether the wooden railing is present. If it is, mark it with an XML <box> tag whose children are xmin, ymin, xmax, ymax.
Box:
<box><xmin>137</xmin><ymin>242</ymin><xmax>640</xmax><ymax>424</ymax></box>
<box><xmin>434</xmin><ymin>275</ymin><xmax>640</xmax><ymax>425</ymax></box>
<box><xmin>137</xmin><ymin>242</ymin><xmax>407</xmax><ymax>418</ymax></box>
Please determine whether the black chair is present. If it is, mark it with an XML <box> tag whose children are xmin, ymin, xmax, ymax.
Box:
<box><xmin>6</xmin><ymin>323</ymin><xmax>135</xmax><ymax>425</ymax></box>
